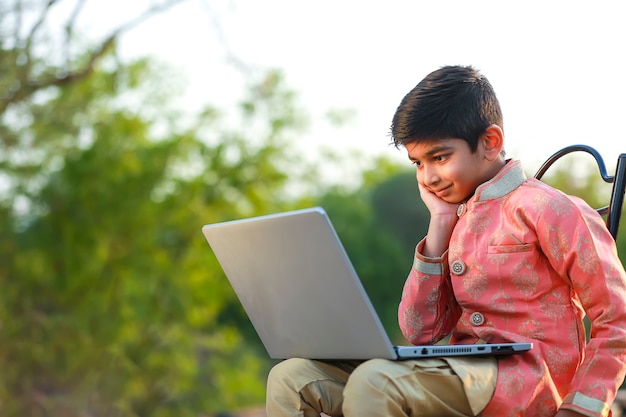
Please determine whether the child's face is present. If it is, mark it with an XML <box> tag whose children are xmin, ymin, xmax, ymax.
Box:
<box><xmin>405</xmin><ymin>138</ymin><xmax>494</xmax><ymax>204</ymax></box>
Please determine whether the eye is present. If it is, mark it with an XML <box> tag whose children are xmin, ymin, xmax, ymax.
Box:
<box><xmin>411</xmin><ymin>160</ymin><xmax>422</xmax><ymax>167</ymax></box>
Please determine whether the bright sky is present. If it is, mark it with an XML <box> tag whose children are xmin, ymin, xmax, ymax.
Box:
<box><xmin>84</xmin><ymin>0</ymin><xmax>626</xmax><ymax>180</ymax></box>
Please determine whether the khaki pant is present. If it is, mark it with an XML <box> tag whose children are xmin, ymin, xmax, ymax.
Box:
<box><xmin>266</xmin><ymin>356</ymin><xmax>497</xmax><ymax>417</ymax></box>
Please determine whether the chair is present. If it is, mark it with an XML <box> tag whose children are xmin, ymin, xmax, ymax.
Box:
<box><xmin>534</xmin><ymin>144</ymin><xmax>626</xmax><ymax>241</ymax></box>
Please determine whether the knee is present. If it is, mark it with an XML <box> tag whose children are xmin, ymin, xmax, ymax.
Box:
<box><xmin>344</xmin><ymin>358</ymin><xmax>392</xmax><ymax>395</ymax></box>
<box><xmin>267</xmin><ymin>358</ymin><xmax>312</xmax><ymax>389</ymax></box>
<box><xmin>343</xmin><ymin>359</ymin><xmax>404</xmax><ymax>414</ymax></box>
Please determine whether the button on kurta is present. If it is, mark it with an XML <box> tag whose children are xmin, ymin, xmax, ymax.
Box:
<box><xmin>451</xmin><ymin>260</ymin><xmax>466</xmax><ymax>275</ymax></box>
<box><xmin>470</xmin><ymin>312</ymin><xmax>485</xmax><ymax>326</ymax></box>
<box><xmin>457</xmin><ymin>203</ymin><xmax>466</xmax><ymax>217</ymax></box>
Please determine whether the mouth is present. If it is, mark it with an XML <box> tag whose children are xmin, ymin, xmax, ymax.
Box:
<box><xmin>432</xmin><ymin>186</ymin><xmax>451</xmax><ymax>198</ymax></box>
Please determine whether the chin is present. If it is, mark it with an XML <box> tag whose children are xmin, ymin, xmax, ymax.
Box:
<box><xmin>442</xmin><ymin>196</ymin><xmax>463</xmax><ymax>204</ymax></box>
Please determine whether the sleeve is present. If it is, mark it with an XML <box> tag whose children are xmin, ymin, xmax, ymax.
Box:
<box><xmin>398</xmin><ymin>238</ymin><xmax>462</xmax><ymax>345</ymax></box>
<box><xmin>538</xmin><ymin>195</ymin><xmax>626</xmax><ymax>417</ymax></box>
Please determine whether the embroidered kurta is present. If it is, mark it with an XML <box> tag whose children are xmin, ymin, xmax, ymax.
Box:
<box><xmin>398</xmin><ymin>160</ymin><xmax>626</xmax><ymax>417</ymax></box>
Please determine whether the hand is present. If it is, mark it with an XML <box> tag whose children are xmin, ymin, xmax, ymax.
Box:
<box><xmin>417</xmin><ymin>182</ymin><xmax>459</xmax><ymax>218</ymax></box>
<box><xmin>418</xmin><ymin>182</ymin><xmax>459</xmax><ymax>258</ymax></box>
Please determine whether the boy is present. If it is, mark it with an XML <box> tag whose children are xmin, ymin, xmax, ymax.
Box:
<box><xmin>266</xmin><ymin>65</ymin><xmax>626</xmax><ymax>417</ymax></box>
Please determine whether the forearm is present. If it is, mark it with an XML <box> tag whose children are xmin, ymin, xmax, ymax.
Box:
<box><xmin>422</xmin><ymin>213</ymin><xmax>457</xmax><ymax>257</ymax></box>
<box><xmin>399</xmin><ymin>239</ymin><xmax>460</xmax><ymax>344</ymax></box>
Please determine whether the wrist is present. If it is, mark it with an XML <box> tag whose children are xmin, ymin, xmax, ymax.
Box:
<box><xmin>423</xmin><ymin>214</ymin><xmax>457</xmax><ymax>257</ymax></box>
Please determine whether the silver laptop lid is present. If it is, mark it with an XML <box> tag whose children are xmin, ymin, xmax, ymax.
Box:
<box><xmin>202</xmin><ymin>207</ymin><xmax>398</xmax><ymax>360</ymax></box>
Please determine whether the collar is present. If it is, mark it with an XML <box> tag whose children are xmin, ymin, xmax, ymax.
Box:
<box><xmin>473</xmin><ymin>159</ymin><xmax>527</xmax><ymax>202</ymax></box>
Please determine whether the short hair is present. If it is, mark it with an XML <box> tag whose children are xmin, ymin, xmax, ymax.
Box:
<box><xmin>390</xmin><ymin>65</ymin><xmax>503</xmax><ymax>152</ymax></box>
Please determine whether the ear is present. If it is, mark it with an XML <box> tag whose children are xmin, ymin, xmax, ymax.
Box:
<box><xmin>480</xmin><ymin>124</ymin><xmax>504</xmax><ymax>161</ymax></box>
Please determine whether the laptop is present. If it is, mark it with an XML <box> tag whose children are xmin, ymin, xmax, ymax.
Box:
<box><xmin>202</xmin><ymin>207</ymin><xmax>532</xmax><ymax>360</ymax></box>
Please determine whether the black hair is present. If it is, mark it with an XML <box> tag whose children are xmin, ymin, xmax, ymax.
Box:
<box><xmin>390</xmin><ymin>65</ymin><xmax>503</xmax><ymax>152</ymax></box>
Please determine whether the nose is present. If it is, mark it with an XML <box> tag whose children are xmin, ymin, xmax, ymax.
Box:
<box><xmin>418</xmin><ymin>164</ymin><xmax>440</xmax><ymax>188</ymax></box>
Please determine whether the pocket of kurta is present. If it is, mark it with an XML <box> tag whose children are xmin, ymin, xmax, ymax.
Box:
<box><xmin>487</xmin><ymin>244</ymin><xmax>533</xmax><ymax>254</ymax></box>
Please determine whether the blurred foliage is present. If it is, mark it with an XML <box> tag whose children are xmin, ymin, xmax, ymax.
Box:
<box><xmin>0</xmin><ymin>38</ymin><xmax>313</xmax><ymax>414</ymax></box>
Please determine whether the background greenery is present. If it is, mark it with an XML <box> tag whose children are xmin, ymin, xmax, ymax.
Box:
<box><xmin>1</xmin><ymin>2</ymin><xmax>624</xmax><ymax>416</ymax></box>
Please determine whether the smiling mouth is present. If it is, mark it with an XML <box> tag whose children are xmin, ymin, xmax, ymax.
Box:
<box><xmin>432</xmin><ymin>186</ymin><xmax>451</xmax><ymax>197</ymax></box>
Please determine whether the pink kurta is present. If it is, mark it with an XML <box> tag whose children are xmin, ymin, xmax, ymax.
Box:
<box><xmin>399</xmin><ymin>160</ymin><xmax>626</xmax><ymax>417</ymax></box>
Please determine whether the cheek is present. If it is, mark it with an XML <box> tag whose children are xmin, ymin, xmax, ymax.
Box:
<box><xmin>444</xmin><ymin>165</ymin><xmax>465</xmax><ymax>183</ymax></box>
<box><xmin>448</xmin><ymin>166</ymin><xmax>477</xmax><ymax>195</ymax></box>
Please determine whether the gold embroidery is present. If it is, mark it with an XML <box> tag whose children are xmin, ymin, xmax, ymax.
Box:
<box><xmin>498</xmin><ymin>365</ymin><xmax>525</xmax><ymax>396</ymax></box>
<box><xmin>539</xmin><ymin>291</ymin><xmax>568</xmax><ymax>321</ymax></box>
<box><xmin>512</xmin><ymin>258</ymin><xmax>540</xmax><ymax>297</ymax></box>
<box><xmin>546</xmin><ymin>346</ymin><xmax>571</xmax><ymax>376</ymax></box>
<box><xmin>462</xmin><ymin>265</ymin><xmax>488</xmax><ymax>301</ymax></box>
<box><xmin>402</xmin><ymin>305</ymin><xmax>423</xmax><ymax>338</ymax></box>
<box><xmin>518</xmin><ymin>319</ymin><xmax>545</xmax><ymax>340</ymax></box>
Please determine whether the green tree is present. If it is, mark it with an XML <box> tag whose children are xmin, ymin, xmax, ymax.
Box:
<box><xmin>0</xmin><ymin>1</ymin><xmax>333</xmax><ymax>414</ymax></box>
<box><xmin>0</xmin><ymin>43</ymin><xmax>316</xmax><ymax>417</ymax></box>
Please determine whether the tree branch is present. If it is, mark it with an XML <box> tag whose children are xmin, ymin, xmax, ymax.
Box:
<box><xmin>0</xmin><ymin>0</ymin><xmax>190</xmax><ymax>116</ymax></box>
